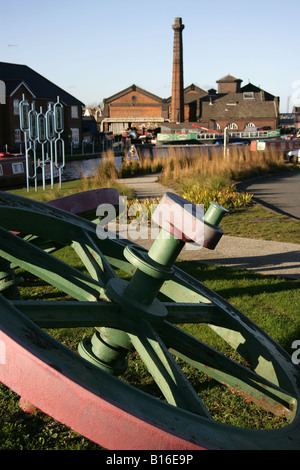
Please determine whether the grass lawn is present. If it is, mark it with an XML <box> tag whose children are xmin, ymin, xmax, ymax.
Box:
<box><xmin>6</xmin><ymin>177</ymin><xmax>134</xmax><ymax>203</ymax></box>
<box><xmin>221</xmin><ymin>204</ymin><xmax>300</xmax><ymax>244</ymax></box>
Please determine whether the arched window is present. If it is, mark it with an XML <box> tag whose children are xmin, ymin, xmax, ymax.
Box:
<box><xmin>244</xmin><ymin>122</ymin><xmax>256</xmax><ymax>130</ymax></box>
<box><xmin>227</xmin><ymin>122</ymin><xmax>238</xmax><ymax>130</ymax></box>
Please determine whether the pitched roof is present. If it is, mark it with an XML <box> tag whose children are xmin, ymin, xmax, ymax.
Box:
<box><xmin>216</xmin><ymin>74</ymin><xmax>242</xmax><ymax>83</ymax></box>
<box><xmin>4</xmin><ymin>79</ymin><xmax>35</xmax><ymax>97</ymax></box>
<box><xmin>103</xmin><ymin>84</ymin><xmax>166</xmax><ymax>104</ymax></box>
<box><xmin>240</xmin><ymin>82</ymin><xmax>275</xmax><ymax>100</ymax></box>
<box><xmin>201</xmin><ymin>99</ymin><xmax>278</xmax><ymax>120</ymax></box>
<box><xmin>165</xmin><ymin>84</ymin><xmax>208</xmax><ymax>104</ymax></box>
<box><xmin>0</xmin><ymin>62</ymin><xmax>84</xmax><ymax>106</ymax></box>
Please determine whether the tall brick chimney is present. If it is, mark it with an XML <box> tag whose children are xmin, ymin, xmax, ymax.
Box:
<box><xmin>171</xmin><ymin>17</ymin><xmax>185</xmax><ymax>123</ymax></box>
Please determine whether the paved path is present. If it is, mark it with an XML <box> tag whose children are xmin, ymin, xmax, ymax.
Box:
<box><xmin>238</xmin><ymin>170</ymin><xmax>300</xmax><ymax>220</ymax></box>
<box><xmin>118</xmin><ymin>173</ymin><xmax>178</xmax><ymax>199</ymax></box>
<box><xmin>117</xmin><ymin>172</ymin><xmax>300</xmax><ymax>279</ymax></box>
<box><xmin>118</xmin><ymin>229</ymin><xmax>300</xmax><ymax>279</ymax></box>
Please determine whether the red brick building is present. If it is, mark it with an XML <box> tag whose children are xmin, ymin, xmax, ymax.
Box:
<box><xmin>197</xmin><ymin>74</ymin><xmax>280</xmax><ymax>131</ymax></box>
<box><xmin>169</xmin><ymin>83</ymin><xmax>208</xmax><ymax>123</ymax></box>
<box><xmin>100</xmin><ymin>18</ymin><xmax>279</xmax><ymax>135</ymax></box>
<box><xmin>101</xmin><ymin>75</ymin><xmax>279</xmax><ymax>134</ymax></box>
<box><xmin>101</xmin><ymin>84</ymin><xmax>169</xmax><ymax>134</ymax></box>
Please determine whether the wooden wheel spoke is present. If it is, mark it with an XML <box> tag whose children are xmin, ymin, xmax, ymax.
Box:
<box><xmin>71</xmin><ymin>230</ymin><xmax>117</xmax><ymax>284</ymax></box>
<box><xmin>12</xmin><ymin>300</ymin><xmax>121</xmax><ymax>329</ymax></box>
<box><xmin>164</xmin><ymin>301</ymin><xmax>223</xmax><ymax>324</ymax></box>
<box><xmin>128</xmin><ymin>320</ymin><xmax>211</xmax><ymax>418</ymax></box>
<box><xmin>0</xmin><ymin>227</ymin><xmax>102</xmax><ymax>301</ymax></box>
<box><xmin>160</xmin><ymin>322</ymin><xmax>296</xmax><ymax>417</ymax></box>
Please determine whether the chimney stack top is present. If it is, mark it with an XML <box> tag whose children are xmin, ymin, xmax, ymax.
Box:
<box><xmin>172</xmin><ymin>17</ymin><xmax>185</xmax><ymax>31</ymax></box>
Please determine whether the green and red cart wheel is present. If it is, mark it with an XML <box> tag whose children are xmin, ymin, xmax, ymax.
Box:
<box><xmin>0</xmin><ymin>190</ymin><xmax>299</xmax><ymax>450</ymax></box>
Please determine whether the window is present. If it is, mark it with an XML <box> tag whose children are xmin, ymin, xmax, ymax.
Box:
<box><xmin>14</xmin><ymin>128</ymin><xmax>21</xmax><ymax>142</ymax></box>
<box><xmin>12</xmin><ymin>162</ymin><xmax>24</xmax><ymax>174</ymax></box>
<box><xmin>0</xmin><ymin>165</ymin><xmax>3</xmax><ymax>176</ymax></box>
<box><xmin>13</xmin><ymin>99</ymin><xmax>20</xmax><ymax>115</ymax></box>
<box><xmin>243</xmin><ymin>92</ymin><xmax>254</xmax><ymax>99</ymax></box>
<box><xmin>244</xmin><ymin>122</ymin><xmax>256</xmax><ymax>129</ymax></box>
<box><xmin>0</xmin><ymin>80</ymin><xmax>5</xmax><ymax>105</ymax></box>
<box><xmin>71</xmin><ymin>128</ymin><xmax>79</xmax><ymax>145</ymax></box>
<box><xmin>71</xmin><ymin>106</ymin><xmax>78</xmax><ymax>118</ymax></box>
<box><xmin>227</xmin><ymin>122</ymin><xmax>238</xmax><ymax>130</ymax></box>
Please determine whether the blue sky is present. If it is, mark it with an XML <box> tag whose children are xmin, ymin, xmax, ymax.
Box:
<box><xmin>1</xmin><ymin>0</ymin><xmax>299</xmax><ymax>112</ymax></box>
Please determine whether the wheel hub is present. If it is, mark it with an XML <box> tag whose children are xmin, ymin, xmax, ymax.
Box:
<box><xmin>78</xmin><ymin>194</ymin><xmax>227</xmax><ymax>375</ymax></box>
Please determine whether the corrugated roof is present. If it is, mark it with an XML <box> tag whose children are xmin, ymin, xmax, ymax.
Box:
<box><xmin>0</xmin><ymin>62</ymin><xmax>84</xmax><ymax>106</ymax></box>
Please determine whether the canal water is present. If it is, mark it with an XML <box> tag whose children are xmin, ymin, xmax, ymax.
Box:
<box><xmin>62</xmin><ymin>156</ymin><xmax>123</xmax><ymax>181</ymax></box>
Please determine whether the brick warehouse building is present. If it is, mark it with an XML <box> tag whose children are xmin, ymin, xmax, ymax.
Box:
<box><xmin>0</xmin><ymin>62</ymin><xmax>84</xmax><ymax>152</ymax></box>
<box><xmin>100</xmin><ymin>83</ymin><xmax>208</xmax><ymax>134</ymax></box>
<box><xmin>101</xmin><ymin>75</ymin><xmax>279</xmax><ymax>134</ymax></box>
<box><xmin>100</xmin><ymin>18</ymin><xmax>279</xmax><ymax>134</ymax></box>
<box><xmin>100</xmin><ymin>84</ymin><xmax>169</xmax><ymax>134</ymax></box>
<box><xmin>197</xmin><ymin>74</ymin><xmax>280</xmax><ymax>131</ymax></box>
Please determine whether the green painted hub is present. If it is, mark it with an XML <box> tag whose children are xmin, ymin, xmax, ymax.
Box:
<box><xmin>204</xmin><ymin>201</ymin><xmax>229</xmax><ymax>227</ymax></box>
<box><xmin>148</xmin><ymin>229</ymin><xmax>185</xmax><ymax>268</ymax></box>
<box><xmin>106</xmin><ymin>277</ymin><xmax>168</xmax><ymax>323</ymax></box>
<box><xmin>124</xmin><ymin>244</ymin><xmax>174</xmax><ymax>280</ymax></box>
<box><xmin>79</xmin><ymin>201</ymin><xmax>229</xmax><ymax>374</ymax></box>
<box><xmin>123</xmin><ymin>243</ymin><xmax>174</xmax><ymax>305</ymax></box>
<box><xmin>78</xmin><ymin>276</ymin><xmax>168</xmax><ymax>374</ymax></box>
<box><xmin>78</xmin><ymin>330</ymin><xmax>129</xmax><ymax>376</ymax></box>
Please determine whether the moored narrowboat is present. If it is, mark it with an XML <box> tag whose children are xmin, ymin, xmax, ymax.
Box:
<box><xmin>0</xmin><ymin>153</ymin><xmax>60</xmax><ymax>188</ymax></box>
<box><xmin>0</xmin><ymin>153</ymin><xmax>27</xmax><ymax>188</ymax></box>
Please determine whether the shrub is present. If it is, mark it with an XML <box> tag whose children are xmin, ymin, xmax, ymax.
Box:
<box><xmin>181</xmin><ymin>183</ymin><xmax>253</xmax><ymax>211</ymax></box>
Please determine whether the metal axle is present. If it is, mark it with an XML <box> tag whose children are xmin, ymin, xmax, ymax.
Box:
<box><xmin>79</xmin><ymin>199</ymin><xmax>227</xmax><ymax>375</ymax></box>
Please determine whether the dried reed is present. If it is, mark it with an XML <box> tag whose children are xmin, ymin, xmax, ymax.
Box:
<box><xmin>78</xmin><ymin>149</ymin><xmax>118</xmax><ymax>191</ymax></box>
<box><xmin>141</xmin><ymin>145</ymin><xmax>286</xmax><ymax>186</ymax></box>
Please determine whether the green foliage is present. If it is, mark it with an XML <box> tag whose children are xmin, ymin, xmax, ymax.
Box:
<box><xmin>124</xmin><ymin>197</ymin><xmax>161</xmax><ymax>222</ymax></box>
<box><xmin>181</xmin><ymin>182</ymin><xmax>253</xmax><ymax>210</ymax></box>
